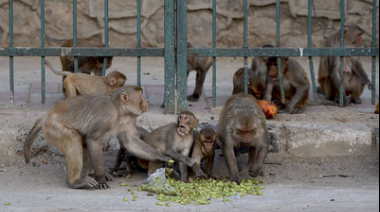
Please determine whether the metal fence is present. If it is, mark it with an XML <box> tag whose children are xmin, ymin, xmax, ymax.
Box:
<box><xmin>0</xmin><ymin>0</ymin><xmax>379</xmax><ymax>114</ymax></box>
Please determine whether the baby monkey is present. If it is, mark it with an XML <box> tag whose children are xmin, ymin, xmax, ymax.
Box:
<box><xmin>45</xmin><ymin>60</ymin><xmax>126</xmax><ymax>98</ymax></box>
<box><xmin>191</xmin><ymin>128</ymin><xmax>217</xmax><ymax>178</ymax></box>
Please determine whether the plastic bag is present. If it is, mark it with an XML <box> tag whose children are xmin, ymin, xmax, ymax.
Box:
<box><xmin>139</xmin><ymin>168</ymin><xmax>177</xmax><ymax>196</ymax></box>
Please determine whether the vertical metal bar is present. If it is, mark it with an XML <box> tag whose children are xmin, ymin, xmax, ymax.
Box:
<box><xmin>102</xmin><ymin>0</ymin><xmax>109</xmax><ymax>77</ymax></box>
<box><xmin>73</xmin><ymin>0</ymin><xmax>78</xmax><ymax>73</ymax></box>
<box><xmin>308</xmin><ymin>0</ymin><xmax>318</xmax><ymax>103</ymax></box>
<box><xmin>243</xmin><ymin>0</ymin><xmax>248</xmax><ymax>94</ymax></box>
<box><xmin>137</xmin><ymin>0</ymin><xmax>142</xmax><ymax>87</ymax></box>
<box><xmin>9</xmin><ymin>0</ymin><xmax>14</xmax><ymax>103</ymax></box>
<box><xmin>176</xmin><ymin>0</ymin><xmax>188</xmax><ymax>111</ymax></box>
<box><xmin>212</xmin><ymin>0</ymin><xmax>217</xmax><ymax>107</ymax></box>
<box><xmin>164</xmin><ymin>0</ymin><xmax>176</xmax><ymax>114</ymax></box>
<box><xmin>339</xmin><ymin>0</ymin><xmax>345</xmax><ymax>107</ymax></box>
<box><xmin>41</xmin><ymin>0</ymin><xmax>45</xmax><ymax>103</ymax></box>
<box><xmin>276</xmin><ymin>0</ymin><xmax>285</xmax><ymax>104</ymax></box>
<box><xmin>372</xmin><ymin>0</ymin><xmax>377</xmax><ymax>105</ymax></box>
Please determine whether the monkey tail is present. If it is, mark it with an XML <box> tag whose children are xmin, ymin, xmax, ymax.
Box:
<box><xmin>24</xmin><ymin>116</ymin><xmax>45</xmax><ymax>163</ymax></box>
<box><xmin>45</xmin><ymin>59</ymin><xmax>71</xmax><ymax>76</ymax></box>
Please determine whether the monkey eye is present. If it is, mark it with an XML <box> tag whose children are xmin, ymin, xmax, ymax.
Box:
<box><xmin>267</xmin><ymin>63</ymin><xmax>278</xmax><ymax>67</ymax></box>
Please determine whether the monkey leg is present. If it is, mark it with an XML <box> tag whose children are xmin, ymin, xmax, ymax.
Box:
<box><xmin>148</xmin><ymin>161</ymin><xmax>162</xmax><ymax>175</ymax></box>
<box><xmin>86</xmin><ymin>138</ymin><xmax>109</xmax><ymax>189</ymax></box>
<box><xmin>180</xmin><ymin>162</ymin><xmax>190</xmax><ymax>183</ymax></box>
<box><xmin>63</xmin><ymin>77</ymin><xmax>77</xmax><ymax>98</ymax></box>
<box><xmin>109</xmin><ymin>148</ymin><xmax>125</xmax><ymax>175</ymax></box>
<box><xmin>188</xmin><ymin>70</ymin><xmax>207</xmax><ymax>102</ymax></box>
<box><xmin>248</xmin><ymin>145</ymin><xmax>268</xmax><ymax>178</ymax></box>
<box><xmin>350</xmin><ymin>80</ymin><xmax>365</xmax><ymax>104</ymax></box>
<box><xmin>222</xmin><ymin>144</ymin><xmax>240</xmax><ymax>184</ymax></box>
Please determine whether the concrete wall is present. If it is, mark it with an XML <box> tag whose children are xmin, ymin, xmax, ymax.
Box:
<box><xmin>0</xmin><ymin>0</ymin><xmax>378</xmax><ymax>48</ymax></box>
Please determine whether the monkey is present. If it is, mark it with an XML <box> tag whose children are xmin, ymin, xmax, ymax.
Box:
<box><xmin>109</xmin><ymin>126</ymin><xmax>150</xmax><ymax>177</ymax></box>
<box><xmin>263</xmin><ymin>57</ymin><xmax>311</xmax><ymax>114</ymax></box>
<box><xmin>232</xmin><ymin>67</ymin><xmax>265</xmax><ymax>100</ymax></box>
<box><xmin>251</xmin><ymin>44</ymin><xmax>275</xmax><ymax>82</ymax></box>
<box><xmin>186</xmin><ymin>42</ymin><xmax>213</xmax><ymax>102</ymax></box>
<box><xmin>60</xmin><ymin>38</ymin><xmax>113</xmax><ymax>76</ymax></box>
<box><xmin>190</xmin><ymin>127</ymin><xmax>217</xmax><ymax>178</ymax></box>
<box><xmin>218</xmin><ymin>94</ymin><xmax>269</xmax><ymax>184</ymax></box>
<box><xmin>144</xmin><ymin>111</ymin><xmax>206</xmax><ymax>182</ymax></box>
<box><xmin>45</xmin><ymin>60</ymin><xmax>126</xmax><ymax>98</ymax></box>
<box><xmin>318</xmin><ymin>24</ymin><xmax>372</xmax><ymax>106</ymax></box>
<box><xmin>376</xmin><ymin>102</ymin><xmax>379</xmax><ymax>114</ymax></box>
<box><xmin>23</xmin><ymin>86</ymin><xmax>170</xmax><ymax>189</ymax></box>
<box><xmin>161</xmin><ymin>42</ymin><xmax>212</xmax><ymax>107</ymax></box>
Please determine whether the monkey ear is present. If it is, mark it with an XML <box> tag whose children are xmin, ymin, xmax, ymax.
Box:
<box><xmin>120</xmin><ymin>93</ymin><xmax>129</xmax><ymax>103</ymax></box>
<box><xmin>194</xmin><ymin>119</ymin><xmax>199</xmax><ymax>129</ymax></box>
<box><xmin>110</xmin><ymin>77</ymin><xmax>117</xmax><ymax>86</ymax></box>
<box><xmin>344</xmin><ymin>29</ymin><xmax>348</xmax><ymax>38</ymax></box>
<box><xmin>248</xmin><ymin>81</ymin><xmax>251</xmax><ymax>86</ymax></box>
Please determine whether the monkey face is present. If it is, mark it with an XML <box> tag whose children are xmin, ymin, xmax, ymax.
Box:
<box><xmin>249</xmin><ymin>78</ymin><xmax>265</xmax><ymax>99</ymax></box>
<box><xmin>121</xmin><ymin>87</ymin><xmax>148</xmax><ymax>115</ymax></box>
<box><xmin>177</xmin><ymin>111</ymin><xmax>199</xmax><ymax>135</ymax></box>
<box><xmin>267</xmin><ymin>57</ymin><xmax>279</xmax><ymax>79</ymax></box>
<box><xmin>233</xmin><ymin>111</ymin><xmax>257</xmax><ymax>143</ymax></box>
<box><xmin>201</xmin><ymin>139</ymin><xmax>216</xmax><ymax>153</ymax></box>
<box><xmin>95</xmin><ymin>57</ymin><xmax>113</xmax><ymax>69</ymax></box>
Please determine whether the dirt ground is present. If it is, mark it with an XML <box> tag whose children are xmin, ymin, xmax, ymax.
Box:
<box><xmin>0</xmin><ymin>150</ymin><xmax>378</xmax><ymax>212</ymax></box>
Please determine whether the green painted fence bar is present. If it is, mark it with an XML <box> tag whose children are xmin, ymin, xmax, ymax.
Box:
<box><xmin>41</xmin><ymin>0</ymin><xmax>46</xmax><ymax>103</ymax></box>
<box><xmin>339</xmin><ymin>0</ymin><xmax>346</xmax><ymax>107</ymax></box>
<box><xmin>212</xmin><ymin>0</ymin><xmax>217</xmax><ymax>107</ymax></box>
<box><xmin>243</xmin><ymin>0</ymin><xmax>248</xmax><ymax>94</ymax></box>
<box><xmin>308</xmin><ymin>0</ymin><xmax>318</xmax><ymax>104</ymax></box>
<box><xmin>372</xmin><ymin>0</ymin><xmax>377</xmax><ymax>105</ymax></box>
<box><xmin>102</xmin><ymin>0</ymin><xmax>109</xmax><ymax>77</ymax></box>
<box><xmin>276</xmin><ymin>0</ymin><xmax>286</xmax><ymax>104</ymax></box>
<box><xmin>137</xmin><ymin>0</ymin><xmax>142</xmax><ymax>87</ymax></box>
<box><xmin>8</xmin><ymin>0</ymin><xmax>14</xmax><ymax>104</ymax></box>
<box><xmin>164</xmin><ymin>0</ymin><xmax>176</xmax><ymax>114</ymax></box>
<box><xmin>176</xmin><ymin>0</ymin><xmax>188</xmax><ymax>112</ymax></box>
<box><xmin>73</xmin><ymin>0</ymin><xmax>78</xmax><ymax>73</ymax></box>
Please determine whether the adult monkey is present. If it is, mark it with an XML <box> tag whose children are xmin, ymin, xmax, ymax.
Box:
<box><xmin>144</xmin><ymin>111</ymin><xmax>206</xmax><ymax>182</ymax></box>
<box><xmin>251</xmin><ymin>44</ymin><xmax>275</xmax><ymax>82</ymax></box>
<box><xmin>187</xmin><ymin>42</ymin><xmax>213</xmax><ymax>102</ymax></box>
<box><xmin>191</xmin><ymin>128</ymin><xmax>217</xmax><ymax>178</ymax></box>
<box><xmin>218</xmin><ymin>94</ymin><xmax>269</xmax><ymax>184</ymax></box>
<box><xmin>23</xmin><ymin>86</ymin><xmax>170</xmax><ymax>189</ymax></box>
<box><xmin>264</xmin><ymin>57</ymin><xmax>311</xmax><ymax>114</ymax></box>
<box><xmin>232</xmin><ymin>67</ymin><xmax>265</xmax><ymax>99</ymax></box>
<box><xmin>318</xmin><ymin>24</ymin><xmax>372</xmax><ymax>106</ymax></box>
<box><xmin>45</xmin><ymin>60</ymin><xmax>126</xmax><ymax>98</ymax></box>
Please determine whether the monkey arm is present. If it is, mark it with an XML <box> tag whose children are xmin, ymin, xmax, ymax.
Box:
<box><xmin>118</xmin><ymin>132</ymin><xmax>170</xmax><ymax>163</ymax></box>
<box><xmin>204</xmin><ymin>153</ymin><xmax>215</xmax><ymax>177</ymax></box>
<box><xmin>165</xmin><ymin>149</ymin><xmax>195</xmax><ymax>167</ymax></box>
<box><xmin>86</xmin><ymin>137</ymin><xmax>109</xmax><ymax>189</ymax></box>
<box><xmin>353</xmin><ymin>57</ymin><xmax>372</xmax><ymax>89</ymax></box>
<box><xmin>286</xmin><ymin>74</ymin><xmax>310</xmax><ymax>113</ymax></box>
<box><xmin>263</xmin><ymin>78</ymin><xmax>274</xmax><ymax>101</ymax></box>
<box><xmin>330</xmin><ymin>65</ymin><xmax>351</xmax><ymax>106</ymax></box>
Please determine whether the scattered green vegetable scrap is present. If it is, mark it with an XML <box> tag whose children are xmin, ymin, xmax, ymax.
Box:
<box><xmin>120</xmin><ymin>183</ymin><xmax>128</xmax><ymax>187</ymax></box>
<box><xmin>139</xmin><ymin>177</ymin><xmax>265</xmax><ymax>206</ymax></box>
<box><xmin>4</xmin><ymin>202</ymin><xmax>10</xmax><ymax>206</ymax></box>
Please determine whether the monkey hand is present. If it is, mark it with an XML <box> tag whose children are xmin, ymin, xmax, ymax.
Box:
<box><xmin>187</xmin><ymin>95</ymin><xmax>200</xmax><ymax>102</ymax></box>
<box><xmin>195</xmin><ymin>171</ymin><xmax>208</xmax><ymax>179</ymax></box>
<box><xmin>185</xmin><ymin>158</ymin><xmax>196</xmax><ymax>167</ymax></box>
<box><xmin>362</xmin><ymin>79</ymin><xmax>372</xmax><ymax>90</ymax></box>
<box><xmin>335</xmin><ymin>97</ymin><xmax>351</xmax><ymax>107</ymax></box>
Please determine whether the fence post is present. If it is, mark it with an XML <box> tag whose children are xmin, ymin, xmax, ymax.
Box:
<box><xmin>276</xmin><ymin>0</ymin><xmax>286</xmax><ymax>104</ymax></box>
<box><xmin>164</xmin><ymin>0</ymin><xmax>176</xmax><ymax>114</ymax></box>
<box><xmin>9</xmin><ymin>0</ymin><xmax>14</xmax><ymax>104</ymax></box>
<box><xmin>308</xmin><ymin>0</ymin><xmax>318</xmax><ymax>104</ymax></box>
<box><xmin>372</xmin><ymin>0</ymin><xmax>378</xmax><ymax>105</ymax></box>
<box><xmin>339</xmin><ymin>0</ymin><xmax>346</xmax><ymax>107</ymax></box>
<box><xmin>41</xmin><ymin>0</ymin><xmax>45</xmax><ymax>103</ymax></box>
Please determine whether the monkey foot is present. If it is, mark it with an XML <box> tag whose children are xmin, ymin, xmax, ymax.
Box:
<box><xmin>70</xmin><ymin>176</ymin><xmax>99</xmax><ymax>189</ymax></box>
<box><xmin>350</xmin><ymin>97</ymin><xmax>362</xmax><ymax>104</ymax></box>
<box><xmin>97</xmin><ymin>183</ymin><xmax>110</xmax><ymax>189</ymax></box>
<box><xmin>335</xmin><ymin>98</ymin><xmax>350</xmax><ymax>107</ymax></box>
<box><xmin>105</xmin><ymin>173</ymin><xmax>114</xmax><ymax>181</ymax></box>
<box><xmin>187</xmin><ymin>95</ymin><xmax>200</xmax><ymax>102</ymax></box>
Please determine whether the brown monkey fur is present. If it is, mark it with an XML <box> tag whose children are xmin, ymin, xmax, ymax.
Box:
<box><xmin>144</xmin><ymin>111</ymin><xmax>206</xmax><ymax>182</ymax></box>
<box><xmin>187</xmin><ymin>42</ymin><xmax>213</xmax><ymax>102</ymax></box>
<box><xmin>45</xmin><ymin>60</ymin><xmax>126</xmax><ymax>98</ymax></box>
<box><xmin>264</xmin><ymin>57</ymin><xmax>311</xmax><ymax>114</ymax></box>
<box><xmin>191</xmin><ymin>127</ymin><xmax>217</xmax><ymax>178</ymax></box>
<box><xmin>218</xmin><ymin>94</ymin><xmax>269</xmax><ymax>184</ymax></box>
<box><xmin>110</xmin><ymin>126</ymin><xmax>150</xmax><ymax>176</ymax></box>
<box><xmin>318</xmin><ymin>24</ymin><xmax>372</xmax><ymax>106</ymax></box>
<box><xmin>232</xmin><ymin>67</ymin><xmax>265</xmax><ymax>100</ymax></box>
<box><xmin>60</xmin><ymin>38</ymin><xmax>113</xmax><ymax>76</ymax></box>
<box><xmin>23</xmin><ymin>86</ymin><xmax>169</xmax><ymax>189</ymax></box>
<box><xmin>251</xmin><ymin>44</ymin><xmax>275</xmax><ymax>83</ymax></box>
<box><xmin>376</xmin><ymin>102</ymin><xmax>379</xmax><ymax>114</ymax></box>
